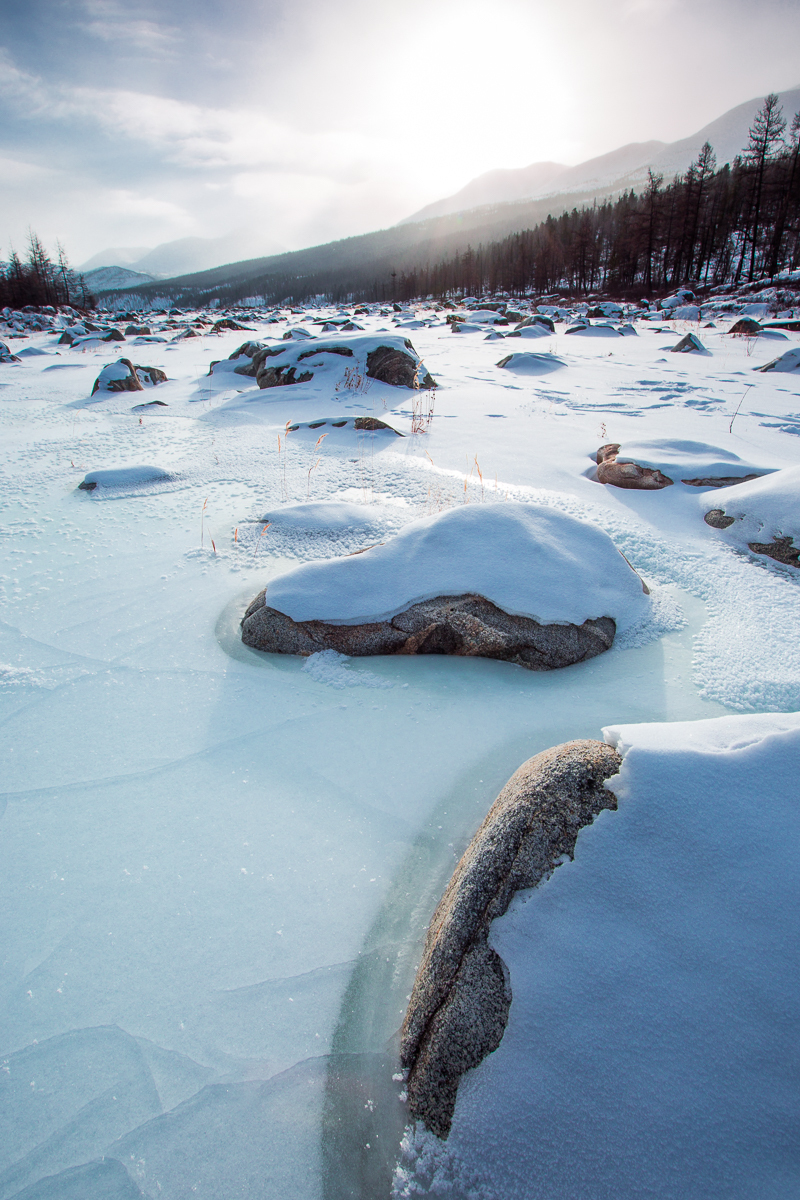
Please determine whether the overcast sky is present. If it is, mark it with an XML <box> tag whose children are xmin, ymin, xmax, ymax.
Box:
<box><xmin>2</xmin><ymin>0</ymin><xmax>800</xmax><ymax>265</ymax></box>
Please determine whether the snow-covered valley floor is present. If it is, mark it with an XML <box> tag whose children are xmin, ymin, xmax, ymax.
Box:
<box><xmin>1</xmin><ymin>300</ymin><xmax>799</xmax><ymax>1199</ymax></box>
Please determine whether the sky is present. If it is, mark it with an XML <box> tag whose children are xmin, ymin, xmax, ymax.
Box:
<box><xmin>2</xmin><ymin>0</ymin><xmax>800</xmax><ymax>268</ymax></box>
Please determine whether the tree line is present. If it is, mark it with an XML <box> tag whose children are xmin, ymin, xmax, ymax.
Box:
<box><xmin>0</xmin><ymin>233</ymin><xmax>92</xmax><ymax>310</ymax></box>
<box><xmin>393</xmin><ymin>95</ymin><xmax>800</xmax><ymax>301</ymax></box>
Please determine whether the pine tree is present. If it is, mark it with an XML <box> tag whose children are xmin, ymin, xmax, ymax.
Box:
<box><xmin>744</xmin><ymin>94</ymin><xmax>786</xmax><ymax>280</ymax></box>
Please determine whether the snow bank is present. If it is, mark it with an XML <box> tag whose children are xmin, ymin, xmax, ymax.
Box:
<box><xmin>700</xmin><ymin>465</ymin><xmax>800</xmax><ymax>544</ymax></box>
<box><xmin>264</xmin><ymin>503</ymin><xmax>650</xmax><ymax>630</ymax></box>
<box><xmin>404</xmin><ymin>711</ymin><xmax>800</xmax><ymax>1199</ymax></box>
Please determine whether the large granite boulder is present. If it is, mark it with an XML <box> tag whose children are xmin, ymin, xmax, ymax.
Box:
<box><xmin>400</xmin><ymin>739</ymin><xmax>622</xmax><ymax>1137</ymax></box>
<box><xmin>241</xmin><ymin>591</ymin><xmax>616</xmax><ymax>669</ymax></box>
<box><xmin>240</xmin><ymin>504</ymin><xmax>650</xmax><ymax>666</ymax></box>
<box><xmin>91</xmin><ymin>359</ymin><xmax>167</xmax><ymax>395</ymax></box>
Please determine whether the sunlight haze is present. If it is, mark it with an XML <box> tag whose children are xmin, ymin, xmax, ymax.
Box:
<box><xmin>2</xmin><ymin>0</ymin><xmax>800</xmax><ymax>264</ymax></box>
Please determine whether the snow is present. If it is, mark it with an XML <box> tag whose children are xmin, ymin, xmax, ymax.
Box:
<box><xmin>495</xmin><ymin>351</ymin><xmax>566</xmax><ymax>373</ymax></box>
<box><xmin>760</xmin><ymin>346</ymin><xmax>800</xmax><ymax>372</ymax></box>
<box><xmin>699</xmin><ymin>464</ymin><xmax>800</xmax><ymax>546</ymax></box>
<box><xmin>81</xmin><ymin>465</ymin><xmax>173</xmax><ymax>489</ymax></box>
<box><xmin>264</xmin><ymin>503</ymin><xmax>651</xmax><ymax>629</ymax></box>
<box><xmin>399</xmin><ymin>711</ymin><xmax>800</xmax><ymax>1199</ymax></box>
<box><xmin>1</xmin><ymin>291</ymin><xmax>800</xmax><ymax>1199</ymax></box>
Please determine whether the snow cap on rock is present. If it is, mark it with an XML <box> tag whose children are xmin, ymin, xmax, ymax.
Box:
<box><xmin>264</xmin><ymin>503</ymin><xmax>650</xmax><ymax>630</ymax></box>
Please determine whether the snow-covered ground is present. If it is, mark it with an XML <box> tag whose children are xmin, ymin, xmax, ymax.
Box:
<box><xmin>1</xmin><ymin>296</ymin><xmax>799</xmax><ymax>1199</ymax></box>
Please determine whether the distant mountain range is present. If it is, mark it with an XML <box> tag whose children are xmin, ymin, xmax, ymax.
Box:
<box><xmin>401</xmin><ymin>86</ymin><xmax>800</xmax><ymax>224</ymax></box>
<box><xmin>88</xmin><ymin>86</ymin><xmax>800</xmax><ymax>303</ymax></box>
<box><xmin>79</xmin><ymin>231</ymin><xmax>284</xmax><ymax>283</ymax></box>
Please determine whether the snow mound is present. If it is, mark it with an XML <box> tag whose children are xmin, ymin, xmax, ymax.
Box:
<box><xmin>699</xmin><ymin>465</ymin><xmax>800</xmax><ymax>546</ymax></box>
<box><xmin>603</xmin><ymin>439</ymin><xmax>769</xmax><ymax>482</ymax></box>
<box><xmin>496</xmin><ymin>352</ymin><xmax>566</xmax><ymax>375</ymax></box>
<box><xmin>516</xmin><ymin>324</ymin><xmax>551</xmax><ymax>340</ymax></box>
<box><xmin>758</xmin><ymin>347</ymin><xmax>800</xmax><ymax>373</ymax></box>
<box><xmin>80</xmin><ymin>465</ymin><xmax>172</xmax><ymax>490</ymax></box>
<box><xmin>564</xmin><ymin>323</ymin><xmax>621</xmax><ymax>337</ymax></box>
<box><xmin>263</xmin><ymin>503</ymin><xmax>651</xmax><ymax>630</ymax></box>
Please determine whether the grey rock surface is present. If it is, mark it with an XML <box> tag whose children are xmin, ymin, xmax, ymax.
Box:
<box><xmin>400</xmin><ymin>739</ymin><xmax>622</xmax><ymax>1138</ymax></box>
<box><xmin>704</xmin><ymin>509</ymin><xmax>736</xmax><ymax>529</ymax></box>
<box><xmin>241</xmin><ymin>592</ymin><xmax>616</xmax><ymax>670</ymax></box>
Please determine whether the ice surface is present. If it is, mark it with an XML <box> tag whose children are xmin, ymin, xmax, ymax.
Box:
<box><xmin>264</xmin><ymin>503</ymin><xmax>651</xmax><ymax>629</ymax></box>
<box><xmin>2</xmin><ymin>299</ymin><xmax>799</xmax><ymax>1199</ymax></box>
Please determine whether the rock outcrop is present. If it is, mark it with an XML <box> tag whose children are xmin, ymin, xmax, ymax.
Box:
<box><xmin>596</xmin><ymin>444</ymin><xmax>673</xmax><ymax>490</ymax></box>
<box><xmin>241</xmin><ymin>592</ymin><xmax>616</xmax><ymax>670</ymax></box>
<box><xmin>400</xmin><ymin>739</ymin><xmax>622</xmax><ymax>1138</ymax></box>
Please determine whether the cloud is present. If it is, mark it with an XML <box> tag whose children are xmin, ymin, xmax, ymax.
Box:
<box><xmin>76</xmin><ymin>0</ymin><xmax>179</xmax><ymax>52</ymax></box>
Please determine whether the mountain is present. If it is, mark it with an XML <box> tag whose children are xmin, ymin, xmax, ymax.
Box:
<box><xmin>94</xmin><ymin>86</ymin><xmax>800</xmax><ymax>308</ymax></box>
<box><xmin>79</xmin><ymin>247</ymin><xmax>152</xmax><ymax>271</ymax></box>
<box><xmin>80</xmin><ymin>231</ymin><xmax>285</xmax><ymax>287</ymax></box>
<box><xmin>83</xmin><ymin>265</ymin><xmax>156</xmax><ymax>292</ymax></box>
<box><xmin>402</xmin><ymin>86</ymin><xmax>800</xmax><ymax>224</ymax></box>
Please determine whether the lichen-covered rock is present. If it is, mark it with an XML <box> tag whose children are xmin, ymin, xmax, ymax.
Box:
<box><xmin>241</xmin><ymin>592</ymin><xmax>615</xmax><ymax>669</ymax></box>
<box><xmin>400</xmin><ymin>739</ymin><xmax>622</xmax><ymax>1138</ymax></box>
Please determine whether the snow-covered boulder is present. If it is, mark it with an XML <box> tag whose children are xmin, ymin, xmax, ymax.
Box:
<box><xmin>400</xmin><ymin>738</ymin><xmax>622</xmax><ymax>1137</ymax></box>
<box><xmin>241</xmin><ymin>504</ymin><xmax>650</xmax><ymax>668</ymax></box>
<box><xmin>670</xmin><ymin>332</ymin><xmax>707</xmax><ymax>353</ymax></box>
<box><xmin>516</xmin><ymin>314</ymin><xmax>555</xmax><ymax>333</ymax></box>
<box><xmin>91</xmin><ymin>359</ymin><xmax>167</xmax><ymax>395</ymax></box>
<box><xmin>701</xmin><ymin>467</ymin><xmax>800</xmax><ymax>566</ymax></box>
<box><xmin>758</xmin><ymin>347</ymin><xmax>800</xmax><ymax>373</ymax></box>
<box><xmin>728</xmin><ymin>317</ymin><xmax>762</xmax><ymax>336</ymax></box>
<box><xmin>565</xmin><ymin>322</ymin><xmax>621</xmax><ymax>337</ymax></box>
<box><xmin>514</xmin><ymin>324</ymin><xmax>551</xmax><ymax>340</ymax></box>
<box><xmin>495</xmin><ymin>352</ymin><xmax>566</xmax><ymax>375</ymax></box>
<box><xmin>78</xmin><ymin>465</ymin><xmax>172</xmax><ymax>491</ymax></box>
<box><xmin>249</xmin><ymin>335</ymin><xmax>434</xmax><ymax>390</ymax></box>
<box><xmin>587</xmin><ymin>302</ymin><xmax>623</xmax><ymax>318</ymax></box>
<box><xmin>0</xmin><ymin>341</ymin><xmax>20</xmax><ymax>363</ymax></box>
